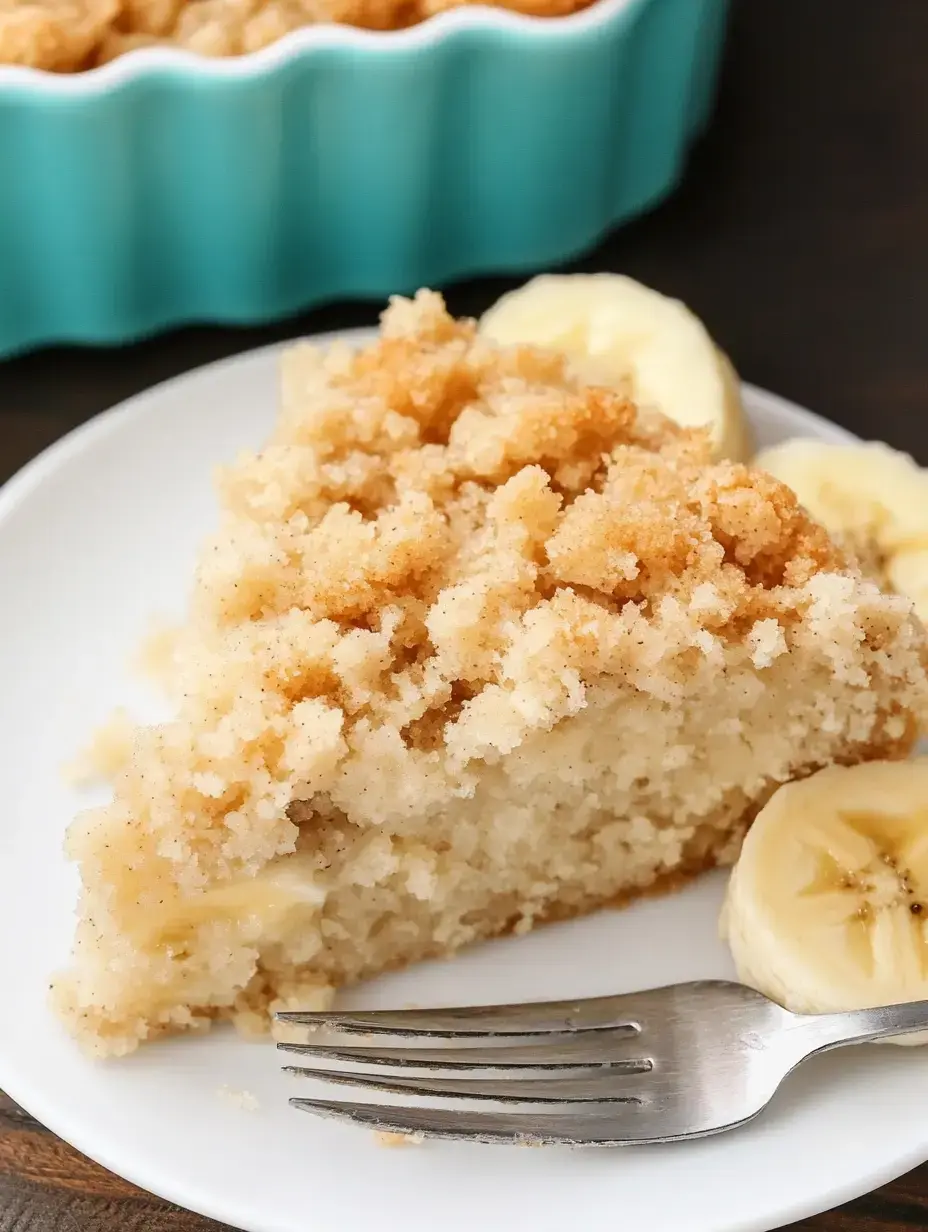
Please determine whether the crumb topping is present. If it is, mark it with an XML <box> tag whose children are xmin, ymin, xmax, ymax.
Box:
<box><xmin>2</xmin><ymin>0</ymin><xmax>596</xmax><ymax>70</ymax></box>
<box><xmin>66</xmin><ymin>291</ymin><xmax>864</xmax><ymax>890</ymax></box>
<box><xmin>0</xmin><ymin>0</ymin><xmax>118</xmax><ymax>69</ymax></box>
<box><xmin>201</xmin><ymin>290</ymin><xmax>839</xmax><ymax>632</ymax></box>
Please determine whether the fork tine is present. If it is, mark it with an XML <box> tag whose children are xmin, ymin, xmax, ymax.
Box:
<box><xmin>276</xmin><ymin>1031</ymin><xmax>650</xmax><ymax>1072</ymax></box>
<box><xmin>283</xmin><ymin>1066</ymin><xmax>648</xmax><ymax>1103</ymax></box>
<box><xmin>275</xmin><ymin>994</ymin><xmax>636</xmax><ymax>1038</ymax></box>
<box><xmin>291</xmin><ymin>1097</ymin><xmax>668</xmax><ymax>1145</ymax></box>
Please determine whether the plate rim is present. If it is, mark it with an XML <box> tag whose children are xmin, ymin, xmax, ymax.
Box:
<box><xmin>0</xmin><ymin>336</ymin><xmax>920</xmax><ymax>1232</ymax></box>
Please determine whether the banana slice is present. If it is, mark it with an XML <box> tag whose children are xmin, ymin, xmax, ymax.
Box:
<box><xmin>722</xmin><ymin>760</ymin><xmax>928</xmax><ymax>1040</ymax></box>
<box><xmin>480</xmin><ymin>273</ymin><xmax>751</xmax><ymax>461</ymax></box>
<box><xmin>756</xmin><ymin>439</ymin><xmax>928</xmax><ymax>622</ymax></box>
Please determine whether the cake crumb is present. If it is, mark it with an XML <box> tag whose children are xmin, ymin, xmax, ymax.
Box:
<box><xmin>62</xmin><ymin>708</ymin><xmax>135</xmax><ymax>786</ymax></box>
<box><xmin>375</xmin><ymin>1131</ymin><xmax>425</xmax><ymax>1147</ymax></box>
<box><xmin>135</xmin><ymin>622</ymin><xmax>183</xmax><ymax>684</ymax></box>
<box><xmin>747</xmin><ymin>618</ymin><xmax>788</xmax><ymax>668</ymax></box>
<box><xmin>217</xmin><ymin>1085</ymin><xmax>260</xmax><ymax>1111</ymax></box>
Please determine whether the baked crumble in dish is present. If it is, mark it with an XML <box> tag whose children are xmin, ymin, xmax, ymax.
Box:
<box><xmin>0</xmin><ymin>0</ymin><xmax>594</xmax><ymax>71</ymax></box>
<box><xmin>52</xmin><ymin>290</ymin><xmax>928</xmax><ymax>1056</ymax></box>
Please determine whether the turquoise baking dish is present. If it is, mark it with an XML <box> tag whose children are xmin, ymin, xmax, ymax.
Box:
<box><xmin>0</xmin><ymin>0</ymin><xmax>728</xmax><ymax>358</ymax></box>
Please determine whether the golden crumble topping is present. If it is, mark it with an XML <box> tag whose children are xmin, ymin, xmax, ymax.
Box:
<box><xmin>1</xmin><ymin>0</ymin><xmax>596</xmax><ymax>69</ymax></box>
<box><xmin>204</xmin><ymin>291</ymin><xmax>838</xmax><ymax>627</ymax></box>
<box><xmin>0</xmin><ymin>0</ymin><xmax>118</xmax><ymax>69</ymax></box>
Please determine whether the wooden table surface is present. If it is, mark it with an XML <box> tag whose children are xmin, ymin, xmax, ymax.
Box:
<box><xmin>1</xmin><ymin>1</ymin><xmax>927</xmax><ymax>1228</ymax></box>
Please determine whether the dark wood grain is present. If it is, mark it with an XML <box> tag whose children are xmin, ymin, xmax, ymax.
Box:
<box><xmin>2</xmin><ymin>0</ymin><xmax>928</xmax><ymax>1227</ymax></box>
<box><xmin>0</xmin><ymin>1093</ymin><xmax>236</xmax><ymax>1230</ymax></box>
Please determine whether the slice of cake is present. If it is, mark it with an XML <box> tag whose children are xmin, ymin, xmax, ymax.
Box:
<box><xmin>53</xmin><ymin>290</ymin><xmax>928</xmax><ymax>1056</ymax></box>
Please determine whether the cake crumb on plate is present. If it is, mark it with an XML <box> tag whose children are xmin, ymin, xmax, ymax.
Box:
<box><xmin>217</xmin><ymin>1085</ymin><xmax>260</xmax><ymax>1111</ymax></box>
<box><xmin>375</xmin><ymin>1131</ymin><xmax>425</xmax><ymax>1147</ymax></box>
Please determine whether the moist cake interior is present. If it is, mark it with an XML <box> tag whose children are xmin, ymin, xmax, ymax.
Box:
<box><xmin>53</xmin><ymin>291</ymin><xmax>928</xmax><ymax>1056</ymax></box>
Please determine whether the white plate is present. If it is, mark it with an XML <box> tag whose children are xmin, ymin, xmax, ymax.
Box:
<box><xmin>0</xmin><ymin>333</ymin><xmax>923</xmax><ymax>1232</ymax></box>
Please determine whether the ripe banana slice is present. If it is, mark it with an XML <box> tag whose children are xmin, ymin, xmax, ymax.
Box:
<box><xmin>479</xmin><ymin>273</ymin><xmax>751</xmax><ymax>461</ymax></box>
<box><xmin>722</xmin><ymin>760</ymin><xmax>928</xmax><ymax>1041</ymax></box>
<box><xmin>755</xmin><ymin>439</ymin><xmax>928</xmax><ymax>623</ymax></box>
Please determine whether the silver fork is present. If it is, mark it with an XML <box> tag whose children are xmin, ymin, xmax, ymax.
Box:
<box><xmin>276</xmin><ymin>980</ymin><xmax>928</xmax><ymax>1145</ymax></box>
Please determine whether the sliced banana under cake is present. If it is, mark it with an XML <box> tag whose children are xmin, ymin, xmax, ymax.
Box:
<box><xmin>53</xmin><ymin>290</ymin><xmax>928</xmax><ymax>1056</ymax></box>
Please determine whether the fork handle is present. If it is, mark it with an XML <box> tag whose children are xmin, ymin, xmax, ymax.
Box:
<box><xmin>790</xmin><ymin>999</ymin><xmax>928</xmax><ymax>1054</ymax></box>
